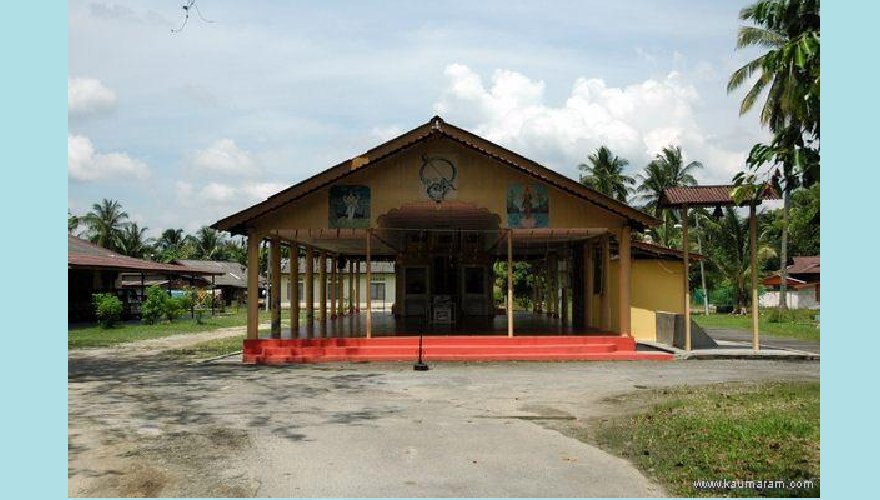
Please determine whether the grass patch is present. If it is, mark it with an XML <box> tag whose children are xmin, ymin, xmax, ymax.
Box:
<box><xmin>590</xmin><ymin>381</ymin><xmax>819</xmax><ymax>497</ymax></box>
<box><xmin>68</xmin><ymin>308</ymin><xmax>299</xmax><ymax>349</ymax></box>
<box><xmin>162</xmin><ymin>334</ymin><xmax>246</xmax><ymax>362</ymax></box>
<box><xmin>693</xmin><ymin>312</ymin><xmax>819</xmax><ymax>342</ymax></box>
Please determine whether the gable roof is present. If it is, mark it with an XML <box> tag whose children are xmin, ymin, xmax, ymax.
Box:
<box><xmin>787</xmin><ymin>256</ymin><xmax>820</xmax><ymax>275</ymax></box>
<box><xmin>659</xmin><ymin>184</ymin><xmax>780</xmax><ymax>207</ymax></box>
<box><xmin>212</xmin><ymin>116</ymin><xmax>659</xmax><ymax>234</ymax></box>
<box><xmin>68</xmin><ymin>235</ymin><xmax>212</xmax><ymax>275</ymax></box>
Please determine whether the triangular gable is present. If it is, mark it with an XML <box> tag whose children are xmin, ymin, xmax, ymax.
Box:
<box><xmin>212</xmin><ymin>116</ymin><xmax>659</xmax><ymax>234</ymax></box>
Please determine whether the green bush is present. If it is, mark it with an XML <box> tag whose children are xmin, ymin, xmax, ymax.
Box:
<box><xmin>93</xmin><ymin>293</ymin><xmax>123</xmax><ymax>329</ymax></box>
<box><xmin>163</xmin><ymin>297</ymin><xmax>186</xmax><ymax>322</ymax></box>
<box><xmin>141</xmin><ymin>285</ymin><xmax>168</xmax><ymax>324</ymax></box>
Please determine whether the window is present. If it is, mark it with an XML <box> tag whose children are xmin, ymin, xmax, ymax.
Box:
<box><xmin>371</xmin><ymin>282</ymin><xmax>386</xmax><ymax>301</ymax></box>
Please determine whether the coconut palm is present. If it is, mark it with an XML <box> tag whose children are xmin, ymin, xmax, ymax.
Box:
<box><xmin>728</xmin><ymin>0</ymin><xmax>819</xmax><ymax>309</ymax></box>
<box><xmin>194</xmin><ymin>226</ymin><xmax>224</xmax><ymax>260</ymax></box>
<box><xmin>68</xmin><ymin>211</ymin><xmax>80</xmax><ymax>235</ymax></box>
<box><xmin>116</xmin><ymin>223</ymin><xmax>153</xmax><ymax>259</ymax></box>
<box><xmin>636</xmin><ymin>146</ymin><xmax>703</xmax><ymax>246</ymax></box>
<box><xmin>577</xmin><ymin>146</ymin><xmax>634</xmax><ymax>203</ymax></box>
<box><xmin>83</xmin><ymin>199</ymin><xmax>129</xmax><ymax>251</ymax></box>
<box><xmin>727</xmin><ymin>0</ymin><xmax>819</xmax><ymax>137</ymax></box>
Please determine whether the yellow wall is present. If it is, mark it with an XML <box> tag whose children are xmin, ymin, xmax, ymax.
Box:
<box><xmin>607</xmin><ymin>259</ymin><xmax>685</xmax><ymax>341</ymax></box>
<box><xmin>254</xmin><ymin>136</ymin><xmax>626</xmax><ymax>232</ymax></box>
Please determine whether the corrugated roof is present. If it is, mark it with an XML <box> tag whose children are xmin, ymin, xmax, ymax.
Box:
<box><xmin>68</xmin><ymin>235</ymin><xmax>212</xmax><ymax>274</ymax></box>
<box><xmin>175</xmin><ymin>260</ymin><xmax>249</xmax><ymax>287</ymax></box>
<box><xmin>659</xmin><ymin>184</ymin><xmax>780</xmax><ymax>207</ymax></box>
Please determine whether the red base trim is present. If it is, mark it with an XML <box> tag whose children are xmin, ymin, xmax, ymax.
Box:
<box><xmin>242</xmin><ymin>335</ymin><xmax>672</xmax><ymax>364</ymax></box>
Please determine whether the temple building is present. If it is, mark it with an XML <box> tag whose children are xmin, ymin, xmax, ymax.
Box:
<box><xmin>212</xmin><ymin>116</ymin><xmax>702</xmax><ymax>363</ymax></box>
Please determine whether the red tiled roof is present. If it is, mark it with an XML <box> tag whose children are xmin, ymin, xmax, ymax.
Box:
<box><xmin>68</xmin><ymin>235</ymin><xmax>215</xmax><ymax>274</ymax></box>
<box><xmin>787</xmin><ymin>256</ymin><xmax>820</xmax><ymax>275</ymax></box>
<box><xmin>659</xmin><ymin>184</ymin><xmax>780</xmax><ymax>207</ymax></box>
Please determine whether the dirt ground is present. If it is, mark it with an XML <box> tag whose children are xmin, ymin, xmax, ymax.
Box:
<box><xmin>69</xmin><ymin>333</ymin><xmax>819</xmax><ymax>497</ymax></box>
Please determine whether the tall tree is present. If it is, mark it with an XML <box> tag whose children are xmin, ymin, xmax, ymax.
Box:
<box><xmin>82</xmin><ymin>199</ymin><xmax>129</xmax><ymax>251</ymax></box>
<box><xmin>68</xmin><ymin>211</ymin><xmax>80</xmax><ymax>235</ymax></box>
<box><xmin>194</xmin><ymin>226</ymin><xmax>224</xmax><ymax>260</ymax></box>
<box><xmin>116</xmin><ymin>223</ymin><xmax>153</xmax><ymax>259</ymax></box>
<box><xmin>728</xmin><ymin>0</ymin><xmax>819</xmax><ymax>309</ymax></box>
<box><xmin>577</xmin><ymin>146</ymin><xmax>635</xmax><ymax>203</ymax></box>
<box><xmin>636</xmin><ymin>146</ymin><xmax>703</xmax><ymax>247</ymax></box>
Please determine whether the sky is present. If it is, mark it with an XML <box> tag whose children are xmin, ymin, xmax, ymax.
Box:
<box><xmin>68</xmin><ymin>0</ymin><xmax>775</xmax><ymax>237</ymax></box>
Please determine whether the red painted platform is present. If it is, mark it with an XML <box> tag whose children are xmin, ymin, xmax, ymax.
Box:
<box><xmin>242</xmin><ymin>335</ymin><xmax>673</xmax><ymax>364</ymax></box>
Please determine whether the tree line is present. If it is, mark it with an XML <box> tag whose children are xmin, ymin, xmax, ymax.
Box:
<box><xmin>577</xmin><ymin>0</ymin><xmax>819</xmax><ymax>311</ymax></box>
<box><xmin>68</xmin><ymin>199</ymin><xmax>247</xmax><ymax>264</ymax></box>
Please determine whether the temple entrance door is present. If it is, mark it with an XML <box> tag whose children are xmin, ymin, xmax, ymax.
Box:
<box><xmin>431</xmin><ymin>255</ymin><xmax>457</xmax><ymax>325</ymax></box>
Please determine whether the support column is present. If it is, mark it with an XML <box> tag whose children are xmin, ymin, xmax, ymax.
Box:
<box><xmin>270</xmin><ymin>236</ymin><xmax>282</xmax><ymax>339</ymax></box>
<box><xmin>584</xmin><ymin>242</ymin><xmax>594</xmax><ymax>329</ymax></box>
<box><xmin>561</xmin><ymin>251</ymin><xmax>569</xmax><ymax>327</ymax></box>
<box><xmin>682</xmin><ymin>205</ymin><xmax>691</xmax><ymax>351</ymax></box>
<box><xmin>347</xmin><ymin>259</ymin><xmax>353</xmax><ymax>314</ymax></box>
<box><xmin>246</xmin><ymin>232</ymin><xmax>260</xmax><ymax>340</ymax></box>
<box><xmin>355</xmin><ymin>259</ymin><xmax>361</xmax><ymax>313</ymax></box>
<box><xmin>507</xmin><ymin>229</ymin><xmax>514</xmax><ymax>337</ymax></box>
<box><xmin>305</xmin><ymin>246</ymin><xmax>314</xmax><ymax>325</ymax></box>
<box><xmin>750</xmin><ymin>203</ymin><xmax>760</xmax><ymax>352</ymax></box>
<box><xmin>366</xmin><ymin>231</ymin><xmax>372</xmax><ymax>338</ymax></box>
<box><xmin>618</xmin><ymin>226</ymin><xmax>632</xmax><ymax>336</ymax></box>
<box><xmin>601</xmin><ymin>234</ymin><xmax>611</xmax><ymax>331</ymax></box>
<box><xmin>319</xmin><ymin>251</ymin><xmax>327</xmax><ymax>323</ymax></box>
<box><xmin>290</xmin><ymin>243</ymin><xmax>299</xmax><ymax>337</ymax></box>
<box><xmin>330</xmin><ymin>256</ymin><xmax>337</xmax><ymax>320</ymax></box>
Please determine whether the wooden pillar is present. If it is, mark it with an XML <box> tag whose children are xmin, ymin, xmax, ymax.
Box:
<box><xmin>750</xmin><ymin>203</ymin><xmax>760</xmax><ymax>352</ymax></box>
<box><xmin>601</xmin><ymin>234</ymin><xmax>611</xmax><ymax>330</ymax></box>
<box><xmin>246</xmin><ymin>232</ymin><xmax>260</xmax><ymax>340</ymax></box>
<box><xmin>584</xmin><ymin>242</ymin><xmax>594</xmax><ymax>329</ymax></box>
<box><xmin>210</xmin><ymin>273</ymin><xmax>216</xmax><ymax>315</ymax></box>
<box><xmin>348</xmin><ymin>259</ymin><xmax>355</xmax><ymax>314</ymax></box>
<box><xmin>366</xmin><ymin>231</ymin><xmax>372</xmax><ymax>338</ymax></box>
<box><xmin>682</xmin><ymin>205</ymin><xmax>691</xmax><ymax>351</ymax></box>
<box><xmin>305</xmin><ymin>246</ymin><xmax>314</xmax><ymax>324</ymax></box>
<box><xmin>355</xmin><ymin>258</ymin><xmax>361</xmax><ymax>313</ymax></box>
<box><xmin>618</xmin><ymin>226</ymin><xmax>632</xmax><ymax>336</ymax></box>
<box><xmin>561</xmin><ymin>251</ymin><xmax>569</xmax><ymax>327</ymax></box>
<box><xmin>319</xmin><ymin>251</ymin><xmax>327</xmax><ymax>323</ymax></box>
<box><xmin>270</xmin><ymin>236</ymin><xmax>282</xmax><ymax>339</ymax></box>
<box><xmin>507</xmin><ymin>229</ymin><xmax>514</xmax><ymax>337</ymax></box>
<box><xmin>290</xmin><ymin>243</ymin><xmax>299</xmax><ymax>337</ymax></box>
<box><xmin>330</xmin><ymin>255</ymin><xmax>337</xmax><ymax>320</ymax></box>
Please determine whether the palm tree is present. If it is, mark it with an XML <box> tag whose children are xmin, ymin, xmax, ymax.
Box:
<box><xmin>157</xmin><ymin>228</ymin><xmax>185</xmax><ymax>251</ymax></box>
<box><xmin>704</xmin><ymin>208</ymin><xmax>774</xmax><ymax>314</ymax></box>
<box><xmin>68</xmin><ymin>211</ymin><xmax>80</xmax><ymax>235</ymax></box>
<box><xmin>636</xmin><ymin>146</ymin><xmax>703</xmax><ymax>246</ymax></box>
<box><xmin>83</xmin><ymin>199</ymin><xmax>129</xmax><ymax>251</ymax></box>
<box><xmin>577</xmin><ymin>146</ymin><xmax>635</xmax><ymax>203</ymax></box>
<box><xmin>194</xmin><ymin>226</ymin><xmax>224</xmax><ymax>260</ymax></box>
<box><xmin>116</xmin><ymin>223</ymin><xmax>153</xmax><ymax>259</ymax></box>
<box><xmin>728</xmin><ymin>0</ymin><xmax>819</xmax><ymax>309</ymax></box>
<box><xmin>727</xmin><ymin>0</ymin><xmax>819</xmax><ymax>136</ymax></box>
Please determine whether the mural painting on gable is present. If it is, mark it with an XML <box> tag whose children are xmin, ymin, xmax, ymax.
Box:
<box><xmin>329</xmin><ymin>185</ymin><xmax>371</xmax><ymax>228</ymax></box>
<box><xmin>507</xmin><ymin>184</ymin><xmax>549</xmax><ymax>228</ymax></box>
<box><xmin>419</xmin><ymin>155</ymin><xmax>458</xmax><ymax>202</ymax></box>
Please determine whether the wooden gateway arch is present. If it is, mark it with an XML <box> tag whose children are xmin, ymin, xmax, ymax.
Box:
<box><xmin>212</xmin><ymin>116</ymin><xmax>694</xmax><ymax>363</ymax></box>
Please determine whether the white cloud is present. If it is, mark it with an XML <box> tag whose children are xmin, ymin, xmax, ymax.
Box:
<box><xmin>68</xmin><ymin>77</ymin><xmax>117</xmax><ymax>117</ymax></box>
<box><xmin>193</xmin><ymin>139</ymin><xmax>258</xmax><ymax>175</ymax></box>
<box><xmin>200</xmin><ymin>182</ymin><xmax>237</xmax><ymax>203</ymax></box>
<box><xmin>433</xmin><ymin>64</ymin><xmax>747</xmax><ymax>186</ymax></box>
<box><xmin>242</xmin><ymin>182</ymin><xmax>287</xmax><ymax>201</ymax></box>
<box><xmin>68</xmin><ymin>134</ymin><xmax>150</xmax><ymax>182</ymax></box>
